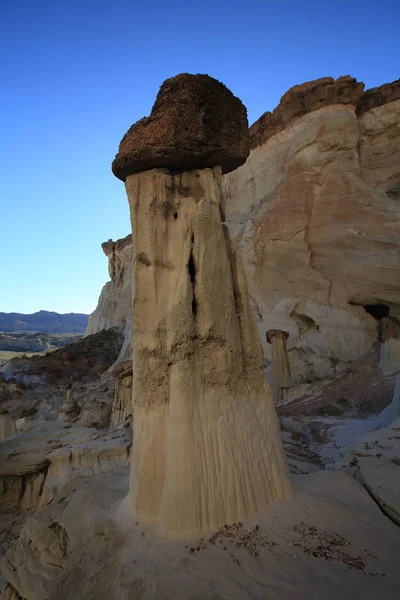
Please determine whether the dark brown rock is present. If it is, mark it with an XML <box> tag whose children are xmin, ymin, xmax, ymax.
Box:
<box><xmin>112</xmin><ymin>74</ymin><xmax>249</xmax><ymax>181</ymax></box>
<box><xmin>250</xmin><ymin>76</ymin><xmax>364</xmax><ymax>149</ymax></box>
<box><xmin>356</xmin><ymin>79</ymin><xmax>400</xmax><ymax>115</ymax></box>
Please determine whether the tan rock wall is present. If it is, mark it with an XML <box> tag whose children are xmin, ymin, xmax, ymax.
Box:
<box><xmin>223</xmin><ymin>100</ymin><xmax>400</xmax><ymax>383</ymax></box>
<box><xmin>85</xmin><ymin>235</ymin><xmax>132</xmax><ymax>337</ymax></box>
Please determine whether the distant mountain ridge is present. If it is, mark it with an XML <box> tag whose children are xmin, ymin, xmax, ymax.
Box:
<box><xmin>0</xmin><ymin>310</ymin><xmax>89</xmax><ymax>334</ymax></box>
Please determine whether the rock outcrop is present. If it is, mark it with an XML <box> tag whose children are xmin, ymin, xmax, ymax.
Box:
<box><xmin>223</xmin><ymin>76</ymin><xmax>400</xmax><ymax>387</ymax></box>
<box><xmin>84</xmin><ymin>235</ymin><xmax>134</xmax><ymax>427</ymax></box>
<box><xmin>85</xmin><ymin>235</ymin><xmax>132</xmax><ymax>337</ymax></box>
<box><xmin>115</xmin><ymin>73</ymin><xmax>292</xmax><ymax>535</ymax></box>
<box><xmin>0</xmin><ymin>421</ymin><xmax>130</xmax><ymax>510</ymax></box>
<box><xmin>249</xmin><ymin>75</ymin><xmax>364</xmax><ymax>148</ymax></box>
<box><xmin>340</xmin><ymin>408</ymin><xmax>400</xmax><ymax>526</ymax></box>
<box><xmin>357</xmin><ymin>78</ymin><xmax>400</xmax><ymax>115</ymax></box>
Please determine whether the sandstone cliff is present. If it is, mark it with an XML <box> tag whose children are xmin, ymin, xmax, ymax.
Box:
<box><xmin>85</xmin><ymin>234</ymin><xmax>132</xmax><ymax>337</ymax></box>
<box><xmin>223</xmin><ymin>77</ymin><xmax>400</xmax><ymax>387</ymax></box>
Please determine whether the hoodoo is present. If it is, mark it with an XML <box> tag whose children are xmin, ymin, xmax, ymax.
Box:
<box><xmin>266</xmin><ymin>329</ymin><xmax>293</xmax><ymax>402</ymax></box>
<box><xmin>58</xmin><ymin>383</ymin><xmax>77</xmax><ymax>421</ymax></box>
<box><xmin>113</xmin><ymin>73</ymin><xmax>292</xmax><ymax>535</ymax></box>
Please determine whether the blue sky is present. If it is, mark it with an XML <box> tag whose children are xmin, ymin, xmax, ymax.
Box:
<box><xmin>1</xmin><ymin>0</ymin><xmax>398</xmax><ymax>314</ymax></box>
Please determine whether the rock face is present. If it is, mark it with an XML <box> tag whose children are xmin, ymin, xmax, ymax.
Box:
<box><xmin>249</xmin><ymin>75</ymin><xmax>364</xmax><ymax>148</ymax></box>
<box><xmin>118</xmin><ymin>74</ymin><xmax>292</xmax><ymax>535</ymax></box>
<box><xmin>84</xmin><ymin>236</ymin><xmax>133</xmax><ymax>428</ymax></box>
<box><xmin>85</xmin><ymin>235</ymin><xmax>132</xmax><ymax>337</ymax></box>
<box><xmin>340</xmin><ymin>408</ymin><xmax>400</xmax><ymax>527</ymax></box>
<box><xmin>357</xmin><ymin>78</ymin><xmax>400</xmax><ymax>115</ymax></box>
<box><xmin>112</xmin><ymin>73</ymin><xmax>249</xmax><ymax>180</ymax></box>
<box><xmin>223</xmin><ymin>77</ymin><xmax>400</xmax><ymax>386</ymax></box>
<box><xmin>0</xmin><ymin>421</ymin><xmax>130</xmax><ymax>510</ymax></box>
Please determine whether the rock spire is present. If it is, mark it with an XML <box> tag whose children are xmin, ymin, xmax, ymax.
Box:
<box><xmin>113</xmin><ymin>73</ymin><xmax>292</xmax><ymax>535</ymax></box>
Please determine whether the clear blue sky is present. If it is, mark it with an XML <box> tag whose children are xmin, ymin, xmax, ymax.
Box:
<box><xmin>1</xmin><ymin>0</ymin><xmax>398</xmax><ymax>315</ymax></box>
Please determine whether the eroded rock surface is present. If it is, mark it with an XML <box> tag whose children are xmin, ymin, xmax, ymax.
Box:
<box><xmin>85</xmin><ymin>235</ymin><xmax>132</xmax><ymax>338</ymax></box>
<box><xmin>224</xmin><ymin>83</ymin><xmax>400</xmax><ymax>385</ymax></box>
<box><xmin>126</xmin><ymin>167</ymin><xmax>291</xmax><ymax>534</ymax></box>
<box><xmin>340</xmin><ymin>414</ymin><xmax>400</xmax><ymax>526</ymax></box>
<box><xmin>0</xmin><ymin>421</ymin><xmax>130</xmax><ymax>510</ymax></box>
<box><xmin>357</xmin><ymin>78</ymin><xmax>400</xmax><ymax>115</ymax></box>
<box><xmin>249</xmin><ymin>75</ymin><xmax>364</xmax><ymax>148</ymax></box>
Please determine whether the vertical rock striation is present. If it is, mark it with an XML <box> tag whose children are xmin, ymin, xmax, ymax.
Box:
<box><xmin>112</xmin><ymin>73</ymin><xmax>292</xmax><ymax>535</ymax></box>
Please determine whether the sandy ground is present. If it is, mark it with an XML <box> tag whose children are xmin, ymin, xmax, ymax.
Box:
<box><xmin>3</xmin><ymin>467</ymin><xmax>400</xmax><ymax>600</ymax></box>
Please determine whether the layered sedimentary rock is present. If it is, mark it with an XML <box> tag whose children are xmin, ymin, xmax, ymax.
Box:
<box><xmin>0</xmin><ymin>421</ymin><xmax>130</xmax><ymax>510</ymax></box>
<box><xmin>85</xmin><ymin>234</ymin><xmax>132</xmax><ymax>336</ymax></box>
<box><xmin>223</xmin><ymin>77</ymin><xmax>400</xmax><ymax>386</ymax></box>
<box><xmin>114</xmin><ymin>73</ymin><xmax>292</xmax><ymax>535</ymax></box>
<box><xmin>249</xmin><ymin>75</ymin><xmax>364</xmax><ymax>148</ymax></box>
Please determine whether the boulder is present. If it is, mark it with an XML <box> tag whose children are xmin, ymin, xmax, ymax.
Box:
<box><xmin>112</xmin><ymin>73</ymin><xmax>249</xmax><ymax>180</ymax></box>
